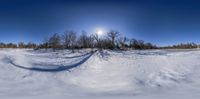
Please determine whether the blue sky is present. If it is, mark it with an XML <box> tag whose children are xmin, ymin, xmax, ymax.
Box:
<box><xmin>0</xmin><ymin>0</ymin><xmax>200</xmax><ymax>46</ymax></box>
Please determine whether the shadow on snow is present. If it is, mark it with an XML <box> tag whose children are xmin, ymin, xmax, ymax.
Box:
<box><xmin>8</xmin><ymin>51</ymin><xmax>96</xmax><ymax>72</ymax></box>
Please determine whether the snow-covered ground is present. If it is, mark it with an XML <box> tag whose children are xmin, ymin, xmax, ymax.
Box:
<box><xmin>1</xmin><ymin>49</ymin><xmax>200</xmax><ymax>99</ymax></box>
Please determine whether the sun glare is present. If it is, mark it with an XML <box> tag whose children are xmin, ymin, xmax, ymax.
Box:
<box><xmin>96</xmin><ymin>29</ymin><xmax>104</xmax><ymax>36</ymax></box>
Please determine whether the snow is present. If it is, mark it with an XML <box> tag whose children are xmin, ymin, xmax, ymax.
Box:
<box><xmin>0</xmin><ymin>49</ymin><xmax>200</xmax><ymax>99</ymax></box>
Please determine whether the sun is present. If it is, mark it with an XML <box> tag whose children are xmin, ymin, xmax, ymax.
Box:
<box><xmin>96</xmin><ymin>29</ymin><xmax>104</xmax><ymax>36</ymax></box>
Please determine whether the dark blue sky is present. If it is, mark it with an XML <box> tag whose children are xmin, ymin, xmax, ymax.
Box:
<box><xmin>0</xmin><ymin>0</ymin><xmax>200</xmax><ymax>46</ymax></box>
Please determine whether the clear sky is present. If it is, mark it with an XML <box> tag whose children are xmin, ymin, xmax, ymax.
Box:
<box><xmin>0</xmin><ymin>0</ymin><xmax>200</xmax><ymax>46</ymax></box>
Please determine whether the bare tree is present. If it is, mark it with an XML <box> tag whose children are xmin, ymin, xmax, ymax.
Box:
<box><xmin>118</xmin><ymin>37</ymin><xmax>129</xmax><ymax>50</ymax></box>
<box><xmin>6</xmin><ymin>43</ymin><xmax>17</xmax><ymax>48</ymax></box>
<box><xmin>18</xmin><ymin>42</ymin><xmax>25</xmax><ymax>48</ymax></box>
<box><xmin>144</xmin><ymin>43</ymin><xmax>155</xmax><ymax>49</ymax></box>
<box><xmin>130</xmin><ymin>39</ymin><xmax>141</xmax><ymax>49</ymax></box>
<box><xmin>91</xmin><ymin>33</ymin><xmax>101</xmax><ymax>48</ymax></box>
<box><xmin>87</xmin><ymin>35</ymin><xmax>95</xmax><ymax>48</ymax></box>
<box><xmin>63</xmin><ymin>31</ymin><xmax>77</xmax><ymax>52</ymax></box>
<box><xmin>78</xmin><ymin>31</ymin><xmax>88</xmax><ymax>48</ymax></box>
<box><xmin>43</xmin><ymin>36</ymin><xmax>49</xmax><ymax>50</ymax></box>
<box><xmin>49</xmin><ymin>33</ymin><xmax>61</xmax><ymax>51</ymax></box>
<box><xmin>63</xmin><ymin>31</ymin><xmax>70</xmax><ymax>48</ymax></box>
<box><xmin>78</xmin><ymin>31</ymin><xmax>94</xmax><ymax>48</ymax></box>
<box><xmin>107</xmin><ymin>30</ymin><xmax>120</xmax><ymax>49</ymax></box>
<box><xmin>0</xmin><ymin>42</ymin><xmax>6</xmax><ymax>48</ymax></box>
<box><xmin>26</xmin><ymin>42</ymin><xmax>37</xmax><ymax>48</ymax></box>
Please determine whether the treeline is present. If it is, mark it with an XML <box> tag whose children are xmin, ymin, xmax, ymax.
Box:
<box><xmin>0</xmin><ymin>42</ymin><xmax>37</xmax><ymax>48</ymax></box>
<box><xmin>37</xmin><ymin>30</ymin><xmax>157</xmax><ymax>51</ymax></box>
<box><xmin>1</xmin><ymin>30</ymin><xmax>198</xmax><ymax>50</ymax></box>
<box><xmin>161</xmin><ymin>43</ymin><xmax>199</xmax><ymax>49</ymax></box>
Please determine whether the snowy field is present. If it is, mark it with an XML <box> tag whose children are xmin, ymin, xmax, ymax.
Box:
<box><xmin>1</xmin><ymin>49</ymin><xmax>200</xmax><ymax>99</ymax></box>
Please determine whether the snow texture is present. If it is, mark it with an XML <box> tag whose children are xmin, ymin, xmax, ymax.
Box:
<box><xmin>0</xmin><ymin>49</ymin><xmax>200</xmax><ymax>99</ymax></box>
